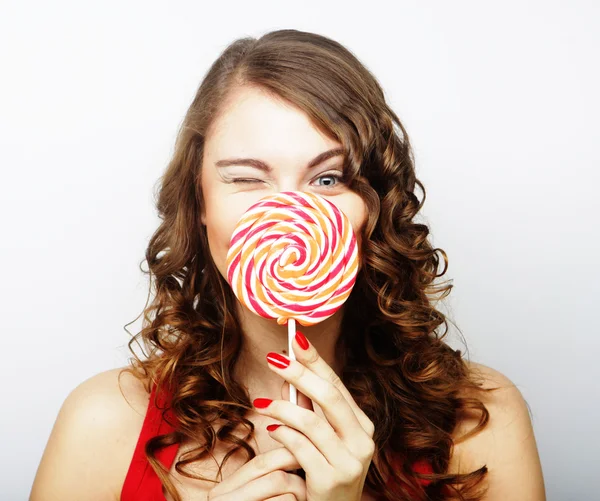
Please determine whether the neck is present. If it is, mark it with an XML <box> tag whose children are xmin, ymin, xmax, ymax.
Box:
<box><xmin>232</xmin><ymin>301</ymin><xmax>346</xmax><ymax>403</ymax></box>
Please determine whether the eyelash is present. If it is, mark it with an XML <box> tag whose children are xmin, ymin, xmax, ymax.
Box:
<box><xmin>231</xmin><ymin>172</ymin><xmax>345</xmax><ymax>188</ymax></box>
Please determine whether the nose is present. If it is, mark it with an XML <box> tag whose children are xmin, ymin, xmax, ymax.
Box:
<box><xmin>276</xmin><ymin>178</ymin><xmax>303</xmax><ymax>194</ymax></box>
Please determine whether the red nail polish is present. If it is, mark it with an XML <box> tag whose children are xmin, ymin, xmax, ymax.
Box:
<box><xmin>266</xmin><ymin>424</ymin><xmax>281</xmax><ymax>432</ymax></box>
<box><xmin>295</xmin><ymin>331</ymin><xmax>309</xmax><ymax>350</ymax></box>
<box><xmin>266</xmin><ymin>352</ymin><xmax>290</xmax><ymax>369</ymax></box>
<box><xmin>253</xmin><ymin>398</ymin><xmax>272</xmax><ymax>408</ymax></box>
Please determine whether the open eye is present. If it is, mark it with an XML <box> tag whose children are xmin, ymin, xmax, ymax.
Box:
<box><xmin>313</xmin><ymin>172</ymin><xmax>344</xmax><ymax>188</ymax></box>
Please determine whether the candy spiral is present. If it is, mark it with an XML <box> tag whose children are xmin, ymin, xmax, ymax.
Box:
<box><xmin>225</xmin><ymin>191</ymin><xmax>359</xmax><ymax>327</ymax></box>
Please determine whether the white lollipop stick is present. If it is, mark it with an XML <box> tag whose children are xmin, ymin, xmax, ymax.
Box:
<box><xmin>288</xmin><ymin>318</ymin><xmax>297</xmax><ymax>405</ymax></box>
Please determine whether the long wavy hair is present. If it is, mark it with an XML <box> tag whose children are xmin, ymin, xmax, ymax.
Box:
<box><xmin>122</xmin><ymin>29</ymin><xmax>502</xmax><ymax>501</ymax></box>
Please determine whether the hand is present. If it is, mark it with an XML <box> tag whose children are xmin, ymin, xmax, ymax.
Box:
<box><xmin>252</xmin><ymin>332</ymin><xmax>376</xmax><ymax>501</ymax></box>
<box><xmin>206</xmin><ymin>446</ymin><xmax>307</xmax><ymax>501</ymax></box>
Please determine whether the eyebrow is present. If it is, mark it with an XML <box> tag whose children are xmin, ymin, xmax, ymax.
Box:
<box><xmin>214</xmin><ymin>147</ymin><xmax>346</xmax><ymax>172</ymax></box>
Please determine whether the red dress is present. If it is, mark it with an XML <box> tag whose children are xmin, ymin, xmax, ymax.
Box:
<box><xmin>120</xmin><ymin>382</ymin><xmax>435</xmax><ymax>500</ymax></box>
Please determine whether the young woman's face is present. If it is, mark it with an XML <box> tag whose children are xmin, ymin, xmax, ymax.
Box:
<box><xmin>200</xmin><ymin>85</ymin><xmax>368</xmax><ymax>282</ymax></box>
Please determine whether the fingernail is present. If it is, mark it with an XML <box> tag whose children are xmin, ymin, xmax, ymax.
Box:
<box><xmin>295</xmin><ymin>331</ymin><xmax>309</xmax><ymax>350</ymax></box>
<box><xmin>266</xmin><ymin>424</ymin><xmax>281</xmax><ymax>432</ymax></box>
<box><xmin>266</xmin><ymin>352</ymin><xmax>290</xmax><ymax>369</ymax></box>
<box><xmin>253</xmin><ymin>398</ymin><xmax>273</xmax><ymax>408</ymax></box>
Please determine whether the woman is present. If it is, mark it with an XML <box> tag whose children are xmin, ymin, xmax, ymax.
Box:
<box><xmin>30</xmin><ymin>29</ymin><xmax>545</xmax><ymax>501</ymax></box>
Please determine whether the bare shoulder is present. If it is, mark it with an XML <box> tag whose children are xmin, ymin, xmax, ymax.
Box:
<box><xmin>447</xmin><ymin>361</ymin><xmax>546</xmax><ymax>500</ymax></box>
<box><xmin>30</xmin><ymin>366</ymin><xmax>151</xmax><ymax>501</ymax></box>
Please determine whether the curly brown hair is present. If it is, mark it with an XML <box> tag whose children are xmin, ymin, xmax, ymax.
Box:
<box><xmin>122</xmin><ymin>29</ymin><xmax>503</xmax><ymax>501</ymax></box>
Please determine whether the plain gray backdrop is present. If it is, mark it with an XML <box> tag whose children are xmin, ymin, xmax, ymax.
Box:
<box><xmin>1</xmin><ymin>1</ymin><xmax>598</xmax><ymax>500</ymax></box>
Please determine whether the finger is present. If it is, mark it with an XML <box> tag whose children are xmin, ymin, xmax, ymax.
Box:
<box><xmin>213</xmin><ymin>470</ymin><xmax>306</xmax><ymax>501</ymax></box>
<box><xmin>266</xmin><ymin>351</ymin><xmax>366</xmax><ymax>444</ymax></box>
<box><xmin>281</xmin><ymin>385</ymin><xmax>314</xmax><ymax>412</ymax></box>
<box><xmin>282</xmin><ymin>383</ymin><xmax>326</xmax><ymax>429</ymax></box>
<box><xmin>208</xmin><ymin>447</ymin><xmax>300</xmax><ymax>498</ymax></box>
<box><xmin>292</xmin><ymin>333</ymin><xmax>375</xmax><ymax>438</ymax></box>
<box><xmin>256</xmin><ymin>400</ymin><xmax>351</xmax><ymax>469</ymax></box>
<box><xmin>266</xmin><ymin>425</ymin><xmax>337</xmax><ymax>478</ymax></box>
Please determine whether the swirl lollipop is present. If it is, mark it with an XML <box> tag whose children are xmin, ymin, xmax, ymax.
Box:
<box><xmin>225</xmin><ymin>190</ymin><xmax>359</xmax><ymax>404</ymax></box>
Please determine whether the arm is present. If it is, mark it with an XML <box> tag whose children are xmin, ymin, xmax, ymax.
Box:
<box><xmin>29</xmin><ymin>368</ymin><xmax>142</xmax><ymax>501</ymax></box>
<box><xmin>449</xmin><ymin>363</ymin><xmax>547</xmax><ymax>501</ymax></box>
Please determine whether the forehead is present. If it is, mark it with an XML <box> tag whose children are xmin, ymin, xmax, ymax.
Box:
<box><xmin>205</xmin><ymin>86</ymin><xmax>340</xmax><ymax>160</ymax></box>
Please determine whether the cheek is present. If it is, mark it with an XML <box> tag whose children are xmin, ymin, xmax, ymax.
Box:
<box><xmin>340</xmin><ymin>194</ymin><xmax>368</xmax><ymax>240</ymax></box>
<box><xmin>341</xmin><ymin>195</ymin><xmax>368</xmax><ymax>263</ymax></box>
<box><xmin>204</xmin><ymin>193</ymin><xmax>264</xmax><ymax>279</ymax></box>
<box><xmin>204</xmin><ymin>205</ymin><xmax>239</xmax><ymax>278</ymax></box>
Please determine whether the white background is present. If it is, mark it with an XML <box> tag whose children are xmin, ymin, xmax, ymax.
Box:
<box><xmin>1</xmin><ymin>1</ymin><xmax>598</xmax><ymax>500</ymax></box>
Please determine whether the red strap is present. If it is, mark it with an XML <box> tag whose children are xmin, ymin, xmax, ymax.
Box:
<box><xmin>120</xmin><ymin>382</ymin><xmax>179</xmax><ymax>500</ymax></box>
<box><xmin>385</xmin><ymin>454</ymin><xmax>434</xmax><ymax>498</ymax></box>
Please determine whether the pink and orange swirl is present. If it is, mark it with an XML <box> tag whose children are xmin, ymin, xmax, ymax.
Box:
<box><xmin>225</xmin><ymin>191</ymin><xmax>359</xmax><ymax>327</ymax></box>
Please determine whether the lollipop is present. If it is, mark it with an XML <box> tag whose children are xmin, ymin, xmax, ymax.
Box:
<box><xmin>225</xmin><ymin>190</ymin><xmax>359</xmax><ymax>404</ymax></box>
